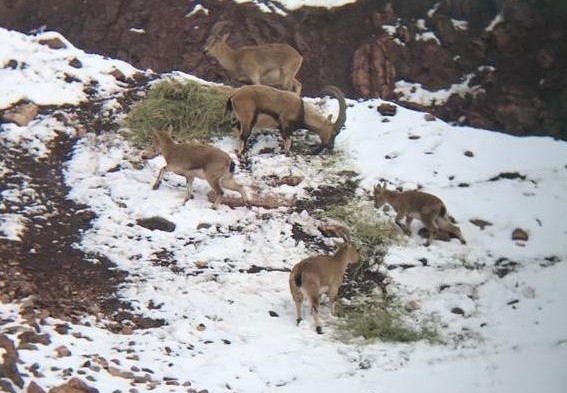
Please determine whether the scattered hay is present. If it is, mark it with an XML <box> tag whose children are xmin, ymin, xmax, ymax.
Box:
<box><xmin>334</xmin><ymin>299</ymin><xmax>439</xmax><ymax>343</ymax></box>
<box><xmin>126</xmin><ymin>78</ymin><xmax>233</xmax><ymax>145</ymax></box>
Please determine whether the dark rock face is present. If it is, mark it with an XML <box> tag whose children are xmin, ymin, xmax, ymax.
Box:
<box><xmin>0</xmin><ymin>0</ymin><xmax>565</xmax><ymax>139</ymax></box>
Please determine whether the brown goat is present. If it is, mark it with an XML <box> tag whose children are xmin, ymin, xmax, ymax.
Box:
<box><xmin>142</xmin><ymin>129</ymin><xmax>249</xmax><ymax>208</ymax></box>
<box><xmin>225</xmin><ymin>84</ymin><xmax>347</xmax><ymax>155</ymax></box>
<box><xmin>204</xmin><ymin>33</ymin><xmax>303</xmax><ymax>94</ymax></box>
<box><xmin>289</xmin><ymin>242</ymin><xmax>359</xmax><ymax>334</ymax></box>
<box><xmin>373</xmin><ymin>184</ymin><xmax>466</xmax><ymax>246</ymax></box>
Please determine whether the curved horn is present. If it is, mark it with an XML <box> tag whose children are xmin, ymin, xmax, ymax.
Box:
<box><xmin>321</xmin><ymin>85</ymin><xmax>347</xmax><ymax>150</ymax></box>
<box><xmin>210</xmin><ymin>20</ymin><xmax>233</xmax><ymax>37</ymax></box>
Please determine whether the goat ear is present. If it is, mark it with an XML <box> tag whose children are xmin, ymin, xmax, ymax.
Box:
<box><xmin>166</xmin><ymin>124</ymin><xmax>173</xmax><ymax>136</ymax></box>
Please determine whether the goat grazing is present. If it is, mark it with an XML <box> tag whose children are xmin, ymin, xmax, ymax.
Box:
<box><xmin>204</xmin><ymin>32</ymin><xmax>303</xmax><ymax>94</ymax></box>
<box><xmin>225</xmin><ymin>84</ymin><xmax>347</xmax><ymax>155</ymax></box>
<box><xmin>373</xmin><ymin>184</ymin><xmax>466</xmax><ymax>246</ymax></box>
<box><xmin>141</xmin><ymin>129</ymin><xmax>249</xmax><ymax>208</ymax></box>
<box><xmin>289</xmin><ymin>242</ymin><xmax>359</xmax><ymax>334</ymax></box>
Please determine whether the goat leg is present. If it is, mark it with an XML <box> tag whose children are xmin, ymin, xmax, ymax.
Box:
<box><xmin>152</xmin><ymin>167</ymin><xmax>167</xmax><ymax>190</ymax></box>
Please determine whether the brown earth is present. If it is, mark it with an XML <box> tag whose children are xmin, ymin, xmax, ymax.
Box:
<box><xmin>0</xmin><ymin>0</ymin><xmax>566</xmax><ymax>139</ymax></box>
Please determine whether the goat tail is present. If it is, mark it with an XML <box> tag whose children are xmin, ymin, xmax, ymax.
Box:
<box><xmin>440</xmin><ymin>205</ymin><xmax>448</xmax><ymax>218</ymax></box>
<box><xmin>225</xmin><ymin>96</ymin><xmax>234</xmax><ymax>118</ymax></box>
<box><xmin>229</xmin><ymin>160</ymin><xmax>236</xmax><ymax>174</ymax></box>
<box><xmin>294</xmin><ymin>271</ymin><xmax>303</xmax><ymax>288</ymax></box>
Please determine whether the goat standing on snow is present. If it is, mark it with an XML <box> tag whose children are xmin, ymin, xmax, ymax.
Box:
<box><xmin>289</xmin><ymin>242</ymin><xmax>359</xmax><ymax>334</ymax></box>
<box><xmin>373</xmin><ymin>184</ymin><xmax>466</xmax><ymax>246</ymax></box>
<box><xmin>204</xmin><ymin>29</ymin><xmax>303</xmax><ymax>95</ymax></box>
<box><xmin>141</xmin><ymin>129</ymin><xmax>249</xmax><ymax>208</ymax></box>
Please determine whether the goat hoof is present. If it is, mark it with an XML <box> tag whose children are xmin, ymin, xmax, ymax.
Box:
<box><xmin>316</xmin><ymin>326</ymin><xmax>323</xmax><ymax>334</ymax></box>
<box><xmin>460</xmin><ymin>240</ymin><xmax>467</xmax><ymax>245</ymax></box>
<box><xmin>296</xmin><ymin>319</ymin><xmax>302</xmax><ymax>326</ymax></box>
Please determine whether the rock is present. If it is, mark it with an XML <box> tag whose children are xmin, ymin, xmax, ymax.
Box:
<box><xmin>109</xmin><ymin>67</ymin><xmax>128</xmax><ymax>83</ymax></box>
<box><xmin>424</xmin><ymin>113</ymin><xmax>436</xmax><ymax>121</ymax></box>
<box><xmin>2</xmin><ymin>101</ymin><xmax>39</xmax><ymax>126</ymax></box>
<box><xmin>28</xmin><ymin>381</ymin><xmax>47</xmax><ymax>393</ymax></box>
<box><xmin>18</xmin><ymin>331</ymin><xmax>51</xmax><ymax>346</ymax></box>
<box><xmin>54</xmin><ymin>345</ymin><xmax>72</xmax><ymax>358</ymax></box>
<box><xmin>451</xmin><ymin>307</ymin><xmax>465</xmax><ymax>316</ymax></box>
<box><xmin>136</xmin><ymin>217</ymin><xmax>176</xmax><ymax>232</ymax></box>
<box><xmin>352</xmin><ymin>36</ymin><xmax>398</xmax><ymax>99</ymax></box>
<box><xmin>277</xmin><ymin>175</ymin><xmax>304</xmax><ymax>187</ymax></box>
<box><xmin>48</xmin><ymin>377</ymin><xmax>99</xmax><ymax>393</ymax></box>
<box><xmin>0</xmin><ymin>334</ymin><xmax>24</xmax><ymax>388</ymax></box>
<box><xmin>512</xmin><ymin>227</ymin><xmax>529</xmax><ymax>241</ymax></box>
<box><xmin>469</xmin><ymin>218</ymin><xmax>493</xmax><ymax>230</ymax></box>
<box><xmin>377</xmin><ymin>103</ymin><xmax>397</xmax><ymax>116</ymax></box>
<box><xmin>68</xmin><ymin>57</ymin><xmax>82</xmax><ymax>68</ymax></box>
<box><xmin>430</xmin><ymin>13</ymin><xmax>459</xmax><ymax>46</ymax></box>
<box><xmin>36</xmin><ymin>36</ymin><xmax>67</xmax><ymax>50</ymax></box>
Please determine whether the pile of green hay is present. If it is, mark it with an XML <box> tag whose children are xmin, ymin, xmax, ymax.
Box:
<box><xmin>126</xmin><ymin>78</ymin><xmax>233</xmax><ymax>145</ymax></box>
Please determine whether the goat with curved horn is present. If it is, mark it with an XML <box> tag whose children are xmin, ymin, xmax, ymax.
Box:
<box><xmin>225</xmin><ymin>84</ymin><xmax>347</xmax><ymax>155</ymax></box>
<box><xmin>203</xmin><ymin>26</ymin><xmax>303</xmax><ymax>94</ymax></box>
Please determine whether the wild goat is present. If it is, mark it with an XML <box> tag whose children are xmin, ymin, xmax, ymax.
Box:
<box><xmin>141</xmin><ymin>129</ymin><xmax>249</xmax><ymax>208</ymax></box>
<box><xmin>373</xmin><ymin>184</ymin><xmax>466</xmax><ymax>246</ymax></box>
<box><xmin>204</xmin><ymin>31</ymin><xmax>303</xmax><ymax>94</ymax></box>
<box><xmin>225</xmin><ymin>84</ymin><xmax>347</xmax><ymax>155</ymax></box>
<box><xmin>289</xmin><ymin>242</ymin><xmax>359</xmax><ymax>334</ymax></box>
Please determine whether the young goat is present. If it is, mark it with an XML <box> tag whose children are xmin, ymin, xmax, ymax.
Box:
<box><xmin>204</xmin><ymin>32</ymin><xmax>303</xmax><ymax>94</ymax></box>
<box><xmin>373</xmin><ymin>184</ymin><xmax>466</xmax><ymax>246</ymax></box>
<box><xmin>142</xmin><ymin>129</ymin><xmax>249</xmax><ymax>208</ymax></box>
<box><xmin>225</xmin><ymin>84</ymin><xmax>347</xmax><ymax>155</ymax></box>
<box><xmin>289</xmin><ymin>242</ymin><xmax>359</xmax><ymax>334</ymax></box>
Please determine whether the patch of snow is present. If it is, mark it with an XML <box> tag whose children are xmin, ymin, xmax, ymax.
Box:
<box><xmin>0</xmin><ymin>213</ymin><xmax>28</xmax><ymax>241</ymax></box>
<box><xmin>186</xmin><ymin>4</ymin><xmax>210</xmax><ymax>17</ymax></box>
<box><xmin>486</xmin><ymin>13</ymin><xmax>504</xmax><ymax>31</ymax></box>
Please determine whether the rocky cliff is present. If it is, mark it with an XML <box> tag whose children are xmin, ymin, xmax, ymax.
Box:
<box><xmin>1</xmin><ymin>0</ymin><xmax>565</xmax><ymax>139</ymax></box>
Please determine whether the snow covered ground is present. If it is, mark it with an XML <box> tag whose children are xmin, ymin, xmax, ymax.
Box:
<box><xmin>1</xmin><ymin>24</ymin><xmax>567</xmax><ymax>393</ymax></box>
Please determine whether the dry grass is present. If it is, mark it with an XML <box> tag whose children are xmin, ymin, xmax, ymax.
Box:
<box><xmin>125</xmin><ymin>78</ymin><xmax>233</xmax><ymax>145</ymax></box>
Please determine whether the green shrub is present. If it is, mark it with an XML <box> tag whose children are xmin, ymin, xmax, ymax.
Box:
<box><xmin>125</xmin><ymin>78</ymin><xmax>233</xmax><ymax>145</ymax></box>
<box><xmin>320</xmin><ymin>200</ymin><xmax>400</xmax><ymax>261</ymax></box>
<box><xmin>334</xmin><ymin>300</ymin><xmax>438</xmax><ymax>343</ymax></box>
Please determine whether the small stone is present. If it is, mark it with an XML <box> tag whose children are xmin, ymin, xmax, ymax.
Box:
<box><xmin>268</xmin><ymin>311</ymin><xmax>279</xmax><ymax>317</ymax></box>
<box><xmin>37</xmin><ymin>36</ymin><xmax>67</xmax><ymax>50</ymax></box>
<box><xmin>277</xmin><ymin>175</ymin><xmax>304</xmax><ymax>187</ymax></box>
<box><xmin>68</xmin><ymin>57</ymin><xmax>83</xmax><ymax>68</ymax></box>
<box><xmin>27</xmin><ymin>381</ymin><xmax>47</xmax><ymax>393</ymax></box>
<box><xmin>18</xmin><ymin>331</ymin><xmax>51</xmax><ymax>346</ymax></box>
<box><xmin>2</xmin><ymin>102</ymin><xmax>39</xmax><ymax>126</ymax></box>
<box><xmin>512</xmin><ymin>228</ymin><xmax>529</xmax><ymax>241</ymax></box>
<box><xmin>55</xmin><ymin>345</ymin><xmax>72</xmax><ymax>358</ymax></box>
<box><xmin>377</xmin><ymin>103</ymin><xmax>397</xmax><ymax>116</ymax></box>
<box><xmin>469</xmin><ymin>218</ymin><xmax>493</xmax><ymax>230</ymax></box>
<box><xmin>136</xmin><ymin>217</ymin><xmax>176</xmax><ymax>232</ymax></box>
<box><xmin>424</xmin><ymin>113</ymin><xmax>436</xmax><ymax>121</ymax></box>
<box><xmin>49</xmin><ymin>377</ymin><xmax>99</xmax><ymax>393</ymax></box>
<box><xmin>451</xmin><ymin>307</ymin><xmax>465</xmax><ymax>316</ymax></box>
<box><xmin>464</xmin><ymin>150</ymin><xmax>474</xmax><ymax>157</ymax></box>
